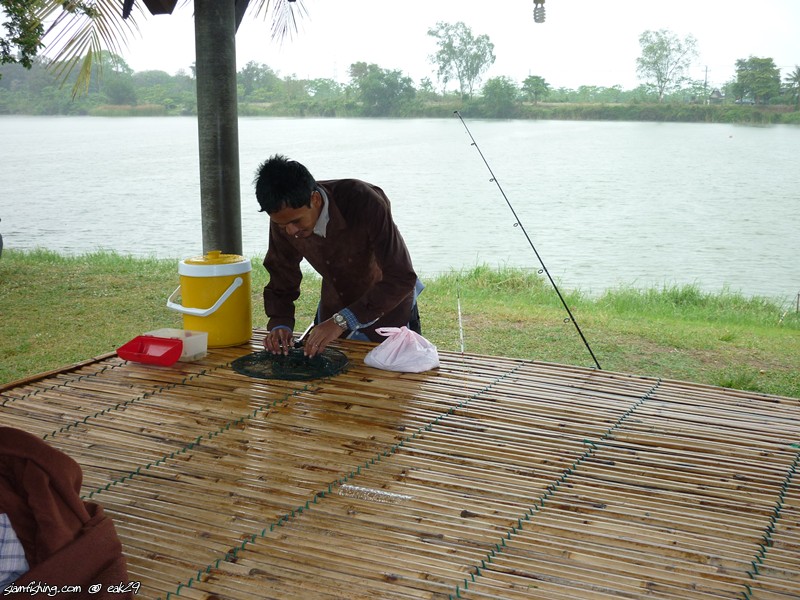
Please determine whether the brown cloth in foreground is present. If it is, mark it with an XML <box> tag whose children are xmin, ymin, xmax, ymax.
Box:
<box><xmin>0</xmin><ymin>427</ymin><xmax>131</xmax><ymax>599</ymax></box>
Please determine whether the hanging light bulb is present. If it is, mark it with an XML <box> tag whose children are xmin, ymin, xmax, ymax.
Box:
<box><xmin>533</xmin><ymin>0</ymin><xmax>546</xmax><ymax>23</ymax></box>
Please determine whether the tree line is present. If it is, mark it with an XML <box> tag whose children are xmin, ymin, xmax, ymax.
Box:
<box><xmin>1</xmin><ymin>22</ymin><xmax>798</xmax><ymax>122</ymax></box>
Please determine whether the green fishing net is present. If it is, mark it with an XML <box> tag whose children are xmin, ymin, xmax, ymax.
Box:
<box><xmin>231</xmin><ymin>347</ymin><xmax>349</xmax><ymax>381</ymax></box>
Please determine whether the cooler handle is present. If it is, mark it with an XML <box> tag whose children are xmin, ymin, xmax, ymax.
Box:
<box><xmin>166</xmin><ymin>276</ymin><xmax>243</xmax><ymax>317</ymax></box>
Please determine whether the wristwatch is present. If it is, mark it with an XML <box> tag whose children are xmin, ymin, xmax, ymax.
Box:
<box><xmin>332</xmin><ymin>312</ymin><xmax>348</xmax><ymax>330</ymax></box>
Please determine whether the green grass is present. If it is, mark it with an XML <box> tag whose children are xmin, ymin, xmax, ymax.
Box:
<box><xmin>2</xmin><ymin>250</ymin><xmax>798</xmax><ymax>399</ymax></box>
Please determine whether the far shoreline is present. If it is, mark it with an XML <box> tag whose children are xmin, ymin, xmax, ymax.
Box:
<box><xmin>2</xmin><ymin>102</ymin><xmax>799</xmax><ymax>125</ymax></box>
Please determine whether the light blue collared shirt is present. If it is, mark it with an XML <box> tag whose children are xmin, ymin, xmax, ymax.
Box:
<box><xmin>312</xmin><ymin>186</ymin><xmax>330</xmax><ymax>238</ymax></box>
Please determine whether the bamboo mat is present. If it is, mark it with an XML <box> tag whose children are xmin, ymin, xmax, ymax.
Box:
<box><xmin>1</xmin><ymin>330</ymin><xmax>799</xmax><ymax>600</ymax></box>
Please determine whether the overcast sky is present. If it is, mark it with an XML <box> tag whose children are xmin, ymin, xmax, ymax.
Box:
<box><xmin>119</xmin><ymin>0</ymin><xmax>800</xmax><ymax>91</ymax></box>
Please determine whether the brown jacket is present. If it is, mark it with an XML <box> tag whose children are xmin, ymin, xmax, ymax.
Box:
<box><xmin>263</xmin><ymin>178</ymin><xmax>417</xmax><ymax>342</ymax></box>
<box><xmin>0</xmin><ymin>428</ymin><xmax>131</xmax><ymax>600</ymax></box>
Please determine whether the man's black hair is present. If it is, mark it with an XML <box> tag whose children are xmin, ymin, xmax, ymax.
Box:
<box><xmin>253</xmin><ymin>154</ymin><xmax>317</xmax><ymax>214</ymax></box>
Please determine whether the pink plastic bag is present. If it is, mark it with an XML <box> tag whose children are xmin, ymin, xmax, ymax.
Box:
<box><xmin>364</xmin><ymin>327</ymin><xmax>440</xmax><ymax>373</ymax></box>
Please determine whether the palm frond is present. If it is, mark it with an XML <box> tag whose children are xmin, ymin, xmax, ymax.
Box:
<box><xmin>36</xmin><ymin>0</ymin><xmax>144</xmax><ymax>97</ymax></box>
<box><xmin>248</xmin><ymin>0</ymin><xmax>306</xmax><ymax>44</ymax></box>
<box><xmin>784</xmin><ymin>66</ymin><xmax>800</xmax><ymax>87</ymax></box>
<box><xmin>34</xmin><ymin>0</ymin><xmax>305</xmax><ymax>97</ymax></box>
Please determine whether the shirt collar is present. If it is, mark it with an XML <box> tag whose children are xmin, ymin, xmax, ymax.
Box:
<box><xmin>313</xmin><ymin>186</ymin><xmax>330</xmax><ymax>238</ymax></box>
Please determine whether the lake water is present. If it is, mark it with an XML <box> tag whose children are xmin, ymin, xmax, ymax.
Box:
<box><xmin>1</xmin><ymin>116</ymin><xmax>798</xmax><ymax>302</ymax></box>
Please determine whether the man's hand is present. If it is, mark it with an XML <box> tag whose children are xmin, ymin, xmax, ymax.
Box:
<box><xmin>263</xmin><ymin>327</ymin><xmax>293</xmax><ymax>355</ymax></box>
<box><xmin>302</xmin><ymin>319</ymin><xmax>345</xmax><ymax>357</ymax></box>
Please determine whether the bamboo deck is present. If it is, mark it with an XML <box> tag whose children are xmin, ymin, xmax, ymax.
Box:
<box><xmin>1</xmin><ymin>331</ymin><xmax>799</xmax><ymax>600</ymax></box>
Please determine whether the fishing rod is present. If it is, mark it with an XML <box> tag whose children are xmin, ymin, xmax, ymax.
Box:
<box><xmin>454</xmin><ymin>111</ymin><xmax>602</xmax><ymax>370</ymax></box>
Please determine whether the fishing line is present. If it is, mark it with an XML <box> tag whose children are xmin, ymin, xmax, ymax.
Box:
<box><xmin>454</xmin><ymin>111</ymin><xmax>602</xmax><ymax>370</ymax></box>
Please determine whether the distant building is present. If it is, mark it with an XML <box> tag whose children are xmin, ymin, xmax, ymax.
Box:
<box><xmin>708</xmin><ymin>89</ymin><xmax>723</xmax><ymax>104</ymax></box>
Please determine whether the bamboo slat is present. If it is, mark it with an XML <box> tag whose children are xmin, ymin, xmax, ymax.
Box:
<box><xmin>1</xmin><ymin>331</ymin><xmax>798</xmax><ymax>600</ymax></box>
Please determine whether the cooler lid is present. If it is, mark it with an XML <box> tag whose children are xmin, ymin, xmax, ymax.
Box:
<box><xmin>185</xmin><ymin>250</ymin><xmax>244</xmax><ymax>265</ymax></box>
<box><xmin>179</xmin><ymin>250</ymin><xmax>251</xmax><ymax>276</ymax></box>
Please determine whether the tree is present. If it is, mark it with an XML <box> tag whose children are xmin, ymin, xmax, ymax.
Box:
<box><xmin>281</xmin><ymin>74</ymin><xmax>308</xmax><ymax>102</ymax></box>
<box><xmin>521</xmin><ymin>75</ymin><xmax>549</xmax><ymax>104</ymax></box>
<box><xmin>480</xmin><ymin>76</ymin><xmax>518</xmax><ymax>118</ymax></box>
<box><xmin>576</xmin><ymin>85</ymin><xmax>601</xmax><ymax>103</ymax></box>
<box><xmin>636</xmin><ymin>29</ymin><xmax>698</xmax><ymax>103</ymax></box>
<box><xmin>103</xmin><ymin>75</ymin><xmax>137</xmax><ymax>104</ymax></box>
<box><xmin>347</xmin><ymin>61</ymin><xmax>415</xmax><ymax>116</ymax></box>
<box><xmin>428</xmin><ymin>21</ymin><xmax>495</xmax><ymax>100</ymax></box>
<box><xmin>732</xmin><ymin>56</ymin><xmax>781</xmax><ymax>104</ymax></box>
<box><xmin>133</xmin><ymin>69</ymin><xmax>181</xmax><ymax>109</ymax></box>
<box><xmin>157</xmin><ymin>69</ymin><xmax>196</xmax><ymax>113</ymax></box>
<box><xmin>237</xmin><ymin>60</ymin><xmax>281</xmax><ymax>100</ymax></box>
<box><xmin>784</xmin><ymin>65</ymin><xmax>800</xmax><ymax>110</ymax></box>
<box><xmin>594</xmin><ymin>85</ymin><xmax>624</xmax><ymax>104</ymax></box>
<box><xmin>679</xmin><ymin>79</ymin><xmax>710</xmax><ymax>104</ymax></box>
<box><xmin>132</xmin><ymin>69</ymin><xmax>173</xmax><ymax>88</ymax></box>
<box><xmin>417</xmin><ymin>77</ymin><xmax>438</xmax><ymax>102</ymax></box>
<box><xmin>306</xmin><ymin>78</ymin><xmax>342</xmax><ymax>100</ymax></box>
<box><xmin>1</xmin><ymin>0</ymin><xmax>44</xmax><ymax>76</ymax></box>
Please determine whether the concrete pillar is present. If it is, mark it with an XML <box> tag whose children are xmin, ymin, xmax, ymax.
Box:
<box><xmin>194</xmin><ymin>0</ymin><xmax>242</xmax><ymax>255</ymax></box>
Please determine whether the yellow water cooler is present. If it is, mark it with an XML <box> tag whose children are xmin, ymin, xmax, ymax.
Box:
<box><xmin>167</xmin><ymin>250</ymin><xmax>252</xmax><ymax>347</ymax></box>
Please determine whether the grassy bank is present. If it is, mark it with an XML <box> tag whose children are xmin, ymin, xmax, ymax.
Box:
<box><xmin>514</xmin><ymin>102</ymin><xmax>800</xmax><ymax>124</ymax></box>
<box><xmin>236</xmin><ymin>101</ymin><xmax>800</xmax><ymax>124</ymax></box>
<box><xmin>1</xmin><ymin>250</ymin><xmax>798</xmax><ymax>398</ymax></box>
<box><xmin>83</xmin><ymin>100</ymin><xmax>800</xmax><ymax>125</ymax></box>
